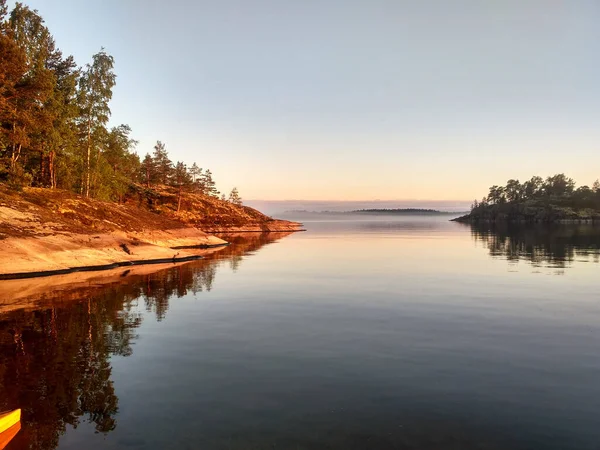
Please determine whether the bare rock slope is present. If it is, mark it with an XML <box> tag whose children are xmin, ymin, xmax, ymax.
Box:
<box><xmin>0</xmin><ymin>185</ymin><xmax>302</xmax><ymax>277</ymax></box>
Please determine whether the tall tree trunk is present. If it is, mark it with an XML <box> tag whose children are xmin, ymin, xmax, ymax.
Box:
<box><xmin>85</xmin><ymin>119</ymin><xmax>91</xmax><ymax>197</ymax></box>
<box><xmin>10</xmin><ymin>143</ymin><xmax>22</xmax><ymax>170</ymax></box>
<box><xmin>49</xmin><ymin>150</ymin><xmax>56</xmax><ymax>188</ymax></box>
<box><xmin>177</xmin><ymin>184</ymin><xmax>182</xmax><ymax>212</ymax></box>
<box><xmin>10</xmin><ymin>122</ymin><xmax>22</xmax><ymax>170</ymax></box>
<box><xmin>10</xmin><ymin>123</ymin><xmax>17</xmax><ymax>170</ymax></box>
<box><xmin>40</xmin><ymin>151</ymin><xmax>47</xmax><ymax>187</ymax></box>
<box><xmin>91</xmin><ymin>145</ymin><xmax>101</xmax><ymax>198</ymax></box>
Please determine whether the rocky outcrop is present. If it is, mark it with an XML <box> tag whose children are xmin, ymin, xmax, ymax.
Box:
<box><xmin>0</xmin><ymin>185</ymin><xmax>302</xmax><ymax>277</ymax></box>
<box><xmin>0</xmin><ymin>230</ymin><xmax>228</xmax><ymax>278</ymax></box>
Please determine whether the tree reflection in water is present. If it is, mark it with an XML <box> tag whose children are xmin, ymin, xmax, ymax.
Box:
<box><xmin>468</xmin><ymin>223</ymin><xmax>600</xmax><ymax>268</ymax></box>
<box><xmin>0</xmin><ymin>232</ymin><xmax>293</xmax><ymax>450</ymax></box>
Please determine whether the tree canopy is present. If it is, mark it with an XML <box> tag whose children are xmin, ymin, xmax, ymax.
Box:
<box><xmin>0</xmin><ymin>1</ymin><xmax>234</xmax><ymax>203</ymax></box>
<box><xmin>465</xmin><ymin>174</ymin><xmax>600</xmax><ymax>223</ymax></box>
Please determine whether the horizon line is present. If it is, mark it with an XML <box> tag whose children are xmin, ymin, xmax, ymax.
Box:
<box><xmin>244</xmin><ymin>199</ymin><xmax>472</xmax><ymax>203</ymax></box>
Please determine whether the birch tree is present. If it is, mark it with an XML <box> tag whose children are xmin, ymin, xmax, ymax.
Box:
<box><xmin>77</xmin><ymin>49</ymin><xmax>115</xmax><ymax>197</ymax></box>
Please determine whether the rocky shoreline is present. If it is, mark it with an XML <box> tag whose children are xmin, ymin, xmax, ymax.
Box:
<box><xmin>0</xmin><ymin>186</ymin><xmax>303</xmax><ymax>279</ymax></box>
<box><xmin>0</xmin><ymin>225</ymin><xmax>304</xmax><ymax>279</ymax></box>
<box><xmin>0</xmin><ymin>231</ymin><xmax>297</xmax><ymax>311</ymax></box>
<box><xmin>0</xmin><ymin>229</ymin><xmax>223</xmax><ymax>279</ymax></box>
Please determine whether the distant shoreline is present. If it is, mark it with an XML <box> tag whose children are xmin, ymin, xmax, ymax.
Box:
<box><xmin>453</xmin><ymin>214</ymin><xmax>600</xmax><ymax>224</ymax></box>
<box><xmin>454</xmin><ymin>204</ymin><xmax>600</xmax><ymax>224</ymax></box>
<box><xmin>285</xmin><ymin>208</ymin><xmax>464</xmax><ymax>216</ymax></box>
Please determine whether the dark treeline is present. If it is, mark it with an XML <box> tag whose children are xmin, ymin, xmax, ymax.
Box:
<box><xmin>473</xmin><ymin>174</ymin><xmax>600</xmax><ymax>210</ymax></box>
<box><xmin>0</xmin><ymin>1</ymin><xmax>242</xmax><ymax>204</ymax></box>
<box><xmin>469</xmin><ymin>222</ymin><xmax>600</xmax><ymax>269</ymax></box>
<box><xmin>463</xmin><ymin>174</ymin><xmax>600</xmax><ymax>223</ymax></box>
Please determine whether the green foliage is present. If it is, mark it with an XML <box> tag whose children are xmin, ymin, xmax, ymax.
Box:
<box><xmin>151</xmin><ymin>141</ymin><xmax>172</xmax><ymax>185</ymax></box>
<box><xmin>0</xmin><ymin>0</ymin><xmax>7</xmax><ymax>22</ymax></box>
<box><xmin>202</xmin><ymin>169</ymin><xmax>219</xmax><ymax>197</ymax></box>
<box><xmin>6</xmin><ymin>161</ymin><xmax>32</xmax><ymax>190</ymax></box>
<box><xmin>487</xmin><ymin>185</ymin><xmax>505</xmax><ymax>205</ymax></box>
<box><xmin>0</xmin><ymin>2</ymin><xmax>225</xmax><ymax>202</ymax></box>
<box><xmin>467</xmin><ymin>174</ymin><xmax>600</xmax><ymax>223</ymax></box>
<box><xmin>523</xmin><ymin>176</ymin><xmax>543</xmax><ymax>199</ymax></box>
<box><xmin>543</xmin><ymin>174</ymin><xmax>575</xmax><ymax>197</ymax></box>
<box><xmin>77</xmin><ymin>48</ymin><xmax>116</xmax><ymax>197</ymax></box>
<box><xmin>189</xmin><ymin>162</ymin><xmax>201</xmax><ymax>183</ymax></box>
<box><xmin>172</xmin><ymin>161</ymin><xmax>192</xmax><ymax>187</ymax></box>
<box><xmin>140</xmin><ymin>153</ymin><xmax>153</xmax><ymax>187</ymax></box>
<box><xmin>482</xmin><ymin>174</ymin><xmax>592</xmax><ymax>207</ymax></box>
<box><xmin>228</xmin><ymin>187</ymin><xmax>242</xmax><ymax>206</ymax></box>
<box><xmin>99</xmin><ymin>124</ymin><xmax>139</xmax><ymax>201</ymax></box>
<box><xmin>1</xmin><ymin>4</ymin><xmax>54</xmax><ymax>179</ymax></box>
<box><xmin>504</xmin><ymin>179</ymin><xmax>523</xmax><ymax>202</ymax></box>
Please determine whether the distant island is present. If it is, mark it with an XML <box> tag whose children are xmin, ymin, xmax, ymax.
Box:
<box><xmin>454</xmin><ymin>174</ymin><xmax>600</xmax><ymax>223</ymax></box>
<box><xmin>351</xmin><ymin>208</ymin><xmax>457</xmax><ymax>215</ymax></box>
<box><xmin>286</xmin><ymin>208</ymin><xmax>459</xmax><ymax>215</ymax></box>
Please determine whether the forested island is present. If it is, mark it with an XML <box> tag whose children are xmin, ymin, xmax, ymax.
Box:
<box><xmin>0</xmin><ymin>2</ymin><xmax>301</xmax><ymax>278</ymax></box>
<box><xmin>454</xmin><ymin>174</ymin><xmax>600</xmax><ymax>223</ymax></box>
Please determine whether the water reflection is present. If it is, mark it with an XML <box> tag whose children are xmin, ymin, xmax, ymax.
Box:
<box><xmin>3</xmin><ymin>222</ymin><xmax>600</xmax><ymax>450</ymax></box>
<box><xmin>469</xmin><ymin>223</ymin><xmax>600</xmax><ymax>268</ymax></box>
<box><xmin>0</xmin><ymin>232</ymin><xmax>292</xmax><ymax>450</ymax></box>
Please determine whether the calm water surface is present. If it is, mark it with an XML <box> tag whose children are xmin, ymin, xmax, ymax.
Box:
<box><xmin>1</xmin><ymin>217</ymin><xmax>600</xmax><ymax>449</ymax></box>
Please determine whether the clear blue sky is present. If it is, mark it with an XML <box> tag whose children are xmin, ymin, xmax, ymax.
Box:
<box><xmin>21</xmin><ymin>0</ymin><xmax>600</xmax><ymax>200</ymax></box>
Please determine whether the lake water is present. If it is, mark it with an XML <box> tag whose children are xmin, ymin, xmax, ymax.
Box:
<box><xmin>1</xmin><ymin>217</ymin><xmax>600</xmax><ymax>449</ymax></box>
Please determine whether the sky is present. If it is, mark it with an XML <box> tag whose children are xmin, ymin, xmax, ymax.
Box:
<box><xmin>19</xmin><ymin>0</ymin><xmax>600</xmax><ymax>202</ymax></box>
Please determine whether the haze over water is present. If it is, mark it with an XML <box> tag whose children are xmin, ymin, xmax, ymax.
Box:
<box><xmin>2</xmin><ymin>218</ymin><xmax>600</xmax><ymax>449</ymax></box>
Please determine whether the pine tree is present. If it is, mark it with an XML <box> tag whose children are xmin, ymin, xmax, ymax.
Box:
<box><xmin>171</xmin><ymin>161</ymin><xmax>192</xmax><ymax>212</ymax></box>
<box><xmin>202</xmin><ymin>169</ymin><xmax>219</xmax><ymax>197</ymax></box>
<box><xmin>172</xmin><ymin>161</ymin><xmax>191</xmax><ymax>186</ymax></box>
<box><xmin>189</xmin><ymin>162</ymin><xmax>205</xmax><ymax>193</ymax></box>
<box><xmin>141</xmin><ymin>153</ymin><xmax>153</xmax><ymax>188</ymax></box>
<box><xmin>102</xmin><ymin>124</ymin><xmax>138</xmax><ymax>201</ymax></box>
<box><xmin>193</xmin><ymin>168</ymin><xmax>204</xmax><ymax>192</ymax></box>
<box><xmin>228</xmin><ymin>187</ymin><xmax>242</xmax><ymax>206</ymax></box>
<box><xmin>2</xmin><ymin>4</ymin><xmax>54</xmax><ymax>187</ymax></box>
<box><xmin>44</xmin><ymin>52</ymin><xmax>79</xmax><ymax>189</ymax></box>
<box><xmin>0</xmin><ymin>18</ymin><xmax>28</xmax><ymax>184</ymax></box>
<box><xmin>189</xmin><ymin>162</ymin><xmax>200</xmax><ymax>183</ymax></box>
<box><xmin>152</xmin><ymin>141</ymin><xmax>172</xmax><ymax>185</ymax></box>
